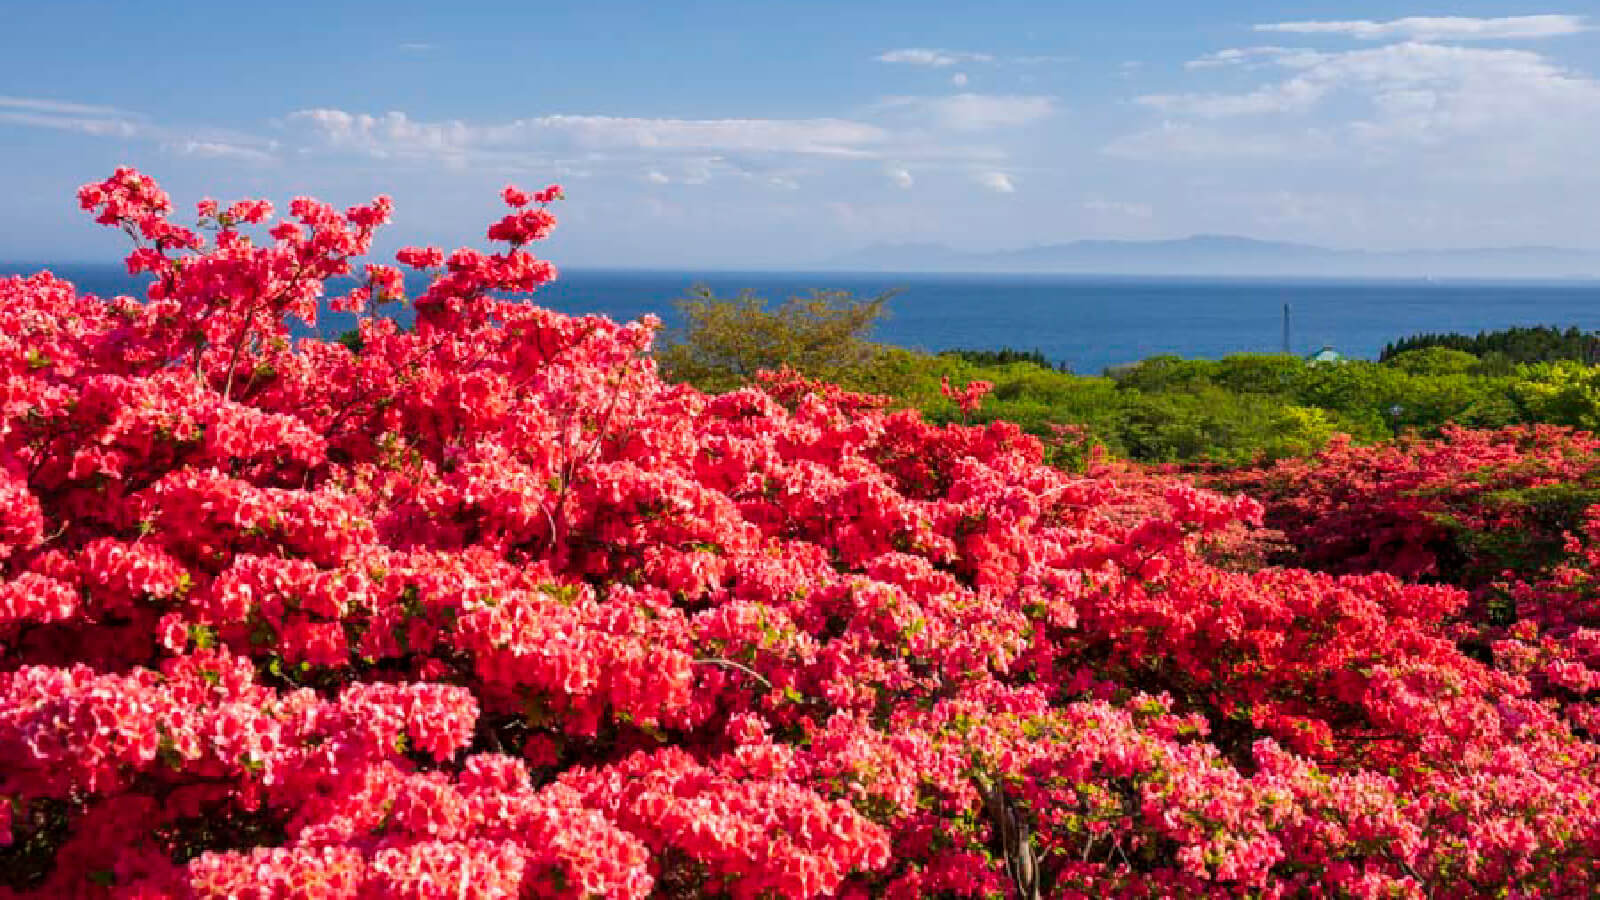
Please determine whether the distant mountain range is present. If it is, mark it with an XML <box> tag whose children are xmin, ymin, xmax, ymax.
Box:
<box><xmin>819</xmin><ymin>235</ymin><xmax>1600</xmax><ymax>279</ymax></box>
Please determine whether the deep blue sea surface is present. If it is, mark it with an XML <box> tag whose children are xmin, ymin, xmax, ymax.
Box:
<box><xmin>7</xmin><ymin>262</ymin><xmax>1599</xmax><ymax>374</ymax></box>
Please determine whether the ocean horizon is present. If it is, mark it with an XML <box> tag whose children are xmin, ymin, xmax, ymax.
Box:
<box><xmin>6</xmin><ymin>261</ymin><xmax>1599</xmax><ymax>374</ymax></box>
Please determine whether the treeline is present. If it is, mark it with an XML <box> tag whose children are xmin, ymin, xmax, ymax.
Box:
<box><xmin>657</xmin><ymin>285</ymin><xmax>1600</xmax><ymax>466</ymax></box>
<box><xmin>937</xmin><ymin>347</ymin><xmax>1072</xmax><ymax>372</ymax></box>
<box><xmin>1381</xmin><ymin>325</ymin><xmax>1600</xmax><ymax>366</ymax></box>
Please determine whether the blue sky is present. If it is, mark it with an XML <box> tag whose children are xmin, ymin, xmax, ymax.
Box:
<box><xmin>3</xmin><ymin>1</ymin><xmax>1599</xmax><ymax>267</ymax></box>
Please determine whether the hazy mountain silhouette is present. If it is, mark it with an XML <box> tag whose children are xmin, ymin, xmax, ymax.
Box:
<box><xmin>821</xmin><ymin>236</ymin><xmax>1600</xmax><ymax>279</ymax></box>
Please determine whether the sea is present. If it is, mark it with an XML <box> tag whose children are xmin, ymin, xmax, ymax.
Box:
<box><xmin>6</xmin><ymin>262</ymin><xmax>1600</xmax><ymax>375</ymax></box>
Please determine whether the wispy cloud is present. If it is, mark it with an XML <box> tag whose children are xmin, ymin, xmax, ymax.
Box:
<box><xmin>875</xmin><ymin>48</ymin><xmax>1070</xmax><ymax>69</ymax></box>
<box><xmin>1111</xmin><ymin>41</ymin><xmax>1600</xmax><ymax>180</ymax></box>
<box><xmin>397</xmin><ymin>42</ymin><xmax>435</xmax><ymax>51</ymax></box>
<box><xmin>876</xmin><ymin>48</ymin><xmax>993</xmax><ymax>67</ymax></box>
<box><xmin>1137</xmin><ymin>78</ymin><xmax>1327</xmax><ymax>118</ymax></box>
<box><xmin>0</xmin><ymin>111</ymin><xmax>139</xmax><ymax>137</ymax></box>
<box><xmin>1082</xmin><ymin>199</ymin><xmax>1153</xmax><ymax>218</ymax></box>
<box><xmin>976</xmin><ymin>171</ymin><xmax>1016</xmax><ymax>193</ymax></box>
<box><xmin>1104</xmin><ymin>122</ymin><xmax>1332</xmax><ymax>162</ymax></box>
<box><xmin>0</xmin><ymin>89</ymin><xmax>1044</xmax><ymax>239</ymax></box>
<box><xmin>288</xmin><ymin>109</ymin><xmax>892</xmax><ymax>162</ymax></box>
<box><xmin>163</xmin><ymin>139</ymin><xmax>279</xmax><ymax>164</ymax></box>
<box><xmin>0</xmin><ymin>95</ymin><xmax>143</xmax><ymax>137</ymax></box>
<box><xmin>1255</xmin><ymin>15</ymin><xmax>1590</xmax><ymax>42</ymax></box>
<box><xmin>0</xmin><ymin>95</ymin><xmax>284</xmax><ymax>164</ymax></box>
<box><xmin>283</xmin><ymin>104</ymin><xmax>1023</xmax><ymax>190</ymax></box>
<box><xmin>876</xmin><ymin>93</ymin><xmax>1056</xmax><ymax>131</ymax></box>
<box><xmin>1184</xmin><ymin>47</ymin><xmax>1324</xmax><ymax>70</ymax></box>
<box><xmin>0</xmin><ymin>95</ymin><xmax>133</xmax><ymax>117</ymax></box>
<box><xmin>1141</xmin><ymin>41</ymin><xmax>1600</xmax><ymax>120</ymax></box>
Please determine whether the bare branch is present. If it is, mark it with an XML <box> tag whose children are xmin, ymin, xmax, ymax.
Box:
<box><xmin>692</xmin><ymin>658</ymin><xmax>773</xmax><ymax>692</ymax></box>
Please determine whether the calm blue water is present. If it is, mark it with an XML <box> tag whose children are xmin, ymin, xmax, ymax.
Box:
<box><xmin>6</xmin><ymin>262</ymin><xmax>1599</xmax><ymax>374</ymax></box>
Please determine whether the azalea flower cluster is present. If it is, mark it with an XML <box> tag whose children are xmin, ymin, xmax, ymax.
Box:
<box><xmin>940</xmin><ymin>376</ymin><xmax>994</xmax><ymax>418</ymax></box>
<box><xmin>1</xmin><ymin>169</ymin><xmax>1598</xmax><ymax>897</ymax></box>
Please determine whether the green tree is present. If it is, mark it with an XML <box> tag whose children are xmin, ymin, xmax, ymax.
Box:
<box><xmin>1383</xmin><ymin>347</ymin><xmax>1481</xmax><ymax>376</ymax></box>
<box><xmin>656</xmin><ymin>285</ymin><xmax>899</xmax><ymax>392</ymax></box>
<box><xmin>1210</xmin><ymin>354</ymin><xmax>1306</xmax><ymax>395</ymax></box>
<box><xmin>1512</xmin><ymin>361</ymin><xmax>1600</xmax><ymax>430</ymax></box>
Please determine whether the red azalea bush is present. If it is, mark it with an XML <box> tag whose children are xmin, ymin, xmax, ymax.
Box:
<box><xmin>1</xmin><ymin>169</ymin><xmax>1599</xmax><ymax>897</ymax></box>
<box><xmin>1216</xmin><ymin>427</ymin><xmax>1600</xmax><ymax>584</ymax></box>
<box><xmin>1494</xmin><ymin>507</ymin><xmax>1600</xmax><ymax>740</ymax></box>
<box><xmin>1222</xmin><ymin>427</ymin><xmax>1600</xmax><ymax>745</ymax></box>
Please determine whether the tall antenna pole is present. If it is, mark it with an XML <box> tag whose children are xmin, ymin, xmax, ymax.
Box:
<box><xmin>1282</xmin><ymin>303</ymin><xmax>1291</xmax><ymax>355</ymax></box>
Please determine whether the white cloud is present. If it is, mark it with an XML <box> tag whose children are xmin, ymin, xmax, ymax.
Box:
<box><xmin>0</xmin><ymin>95</ymin><xmax>143</xmax><ymax>138</ymax></box>
<box><xmin>541</xmin><ymin>115</ymin><xmax>889</xmax><ymax>156</ymax></box>
<box><xmin>280</xmin><ymin>105</ymin><xmax>1018</xmax><ymax>191</ymax></box>
<box><xmin>1111</xmin><ymin>41</ymin><xmax>1600</xmax><ymax>180</ymax></box>
<box><xmin>677</xmin><ymin>160</ymin><xmax>714</xmax><ymax>185</ymax></box>
<box><xmin>1255</xmin><ymin>15</ymin><xmax>1589</xmax><ymax>42</ymax></box>
<box><xmin>1139</xmin><ymin>42</ymin><xmax>1600</xmax><ymax>120</ymax></box>
<box><xmin>876</xmin><ymin>48</ymin><xmax>993</xmax><ymax>67</ymax></box>
<box><xmin>951</xmin><ymin>72</ymin><xmax>969</xmax><ymax>87</ymax></box>
<box><xmin>1104</xmin><ymin>122</ymin><xmax>1333</xmax><ymax>161</ymax></box>
<box><xmin>1186</xmin><ymin>48</ymin><xmax>1254</xmax><ymax>69</ymax></box>
<box><xmin>0</xmin><ymin>111</ymin><xmax>139</xmax><ymax>137</ymax></box>
<box><xmin>976</xmin><ymin>171</ymin><xmax>1016</xmax><ymax>193</ymax></box>
<box><xmin>1185</xmin><ymin>47</ymin><xmax>1326</xmax><ymax>70</ymax></box>
<box><xmin>0</xmin><ymin>95</ymin><xmax>132</xmax><ymax>117</ymax></box>
<box><xmin>1138</xmin><ymin>80</ymin><xmax>1328</xmax><ymax>118</ymax></box>
<box><xmin>877</xmin><ymin>93</ymin><xmax>1056</xmax><ymax>131</ymax></box>
<box><xmin>876</xmin><ymin>49</ymin><xmax>1068</xmax><ymax>69</ymax></box>
<box><xmin>163</xmin><ymin>139</ymin><xmax>278</xmax><ymax>163</ymax></box>
<box><xmin>398</xmin><ymin>42</ymin><xmax>435</xmax><ymax>51</ymax></box>
<box><xmin>288</xmin><ymin>109</ymin><xmax>892</xmax><ymax>161</ymax></box>
<box><xmin>281</xmin><ymin>103</ymin><xmax>1035</xmax><ymax>187</ymax></box>
<box><xmin>1082</xmin><ymin>199</ymin><xmax>1153</xmax><ymax>218</ymax></box>
<box><xmin>0</xmin><ymin>95</ymin><xmax>283</xmax><ymax>166</ymax></box>
<box><xmin>886</xmin><ymin>166</ymin><xmax>915</xmax><ymax>188</ymax></box>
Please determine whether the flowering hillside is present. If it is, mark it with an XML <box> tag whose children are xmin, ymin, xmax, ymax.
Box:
<box><xmin>1</xmin><ymin>169</ymin><xmax>1598</xmax><ymax>897</ymax></box>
